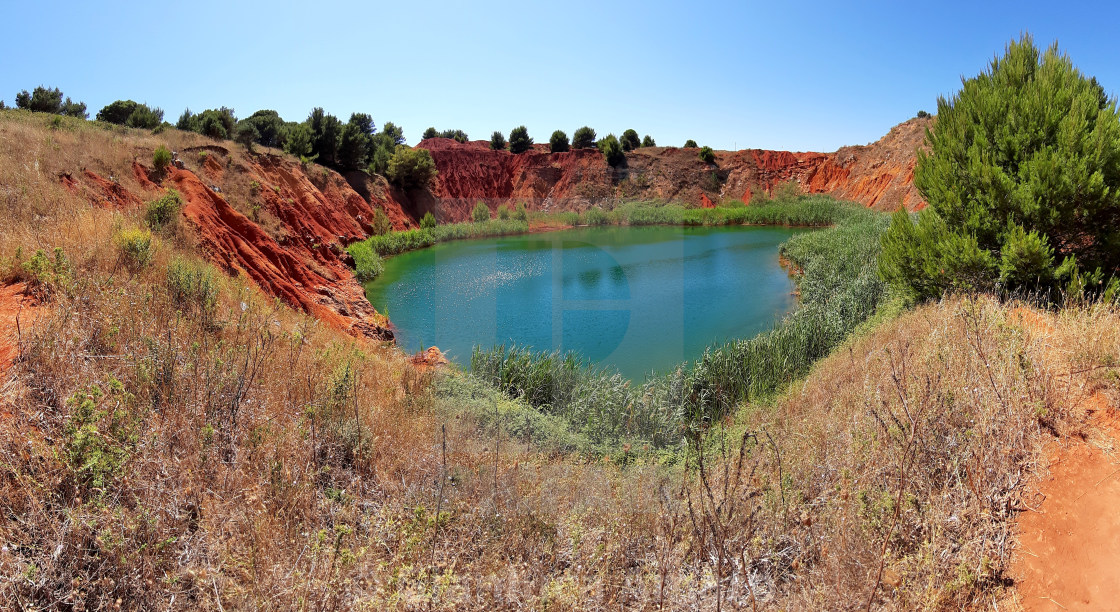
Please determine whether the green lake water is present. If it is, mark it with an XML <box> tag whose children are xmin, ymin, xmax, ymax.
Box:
<box><xmin>363</xmin><ymin>225</ymin><xmax>807</xmax><ymax>380</ymax></box>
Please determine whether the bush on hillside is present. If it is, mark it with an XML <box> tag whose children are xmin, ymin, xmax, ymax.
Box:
<box><xmin>881</xmin><ymin>35</ymin><xmax>1120</xmax><ymax>300</ymax></box>
<box><xmin>683</xmin><ymin>139</ymin><xmax>698</xmax><ymax>148</ymax></box>
<box><xmin>598</xmin><ymin>134</ymin><xmax>625</xmax><ymax>166</ymax></box>
<box><xmin>509</xmin><ymin>126</ymin><xmax>532</xmax><ymax>153</ymax></box>
<box><xmin>572</xmin><ymin>126</ymin><xmax>596</xmax><ymax>149</ymax></box>
<box><xmin>235</xmin><ymin>122</ymin><xmax>260</xmax><ymax>152</ymax></box>
<box><xmin>916</xmin><ymin>109</ymin><xmax>931</xmax><ymax>119</ymax></box>
<box><xmin>240</xmin><ymin>110</ymin><xmax>286</xmax><ymax>148</ymax></box>
<box><xmin>422</xmin><ymin>127</ymin><xmax>439</xmax><ymax>140</ymax></box>
<box><xmin>145</xmin><ymin>189</ymin><xmax>182</xmax><ymax>232</ymax></box>
<box><xmin>420</xmin><ymin>211</ymin><xmax>437</xmax><ymax>229</ymax></box>
<box><xmin>283</xmin><ymin>123</ymin><xmax>314</xmax><ymax>158</ymax></box>
<box><xmin>438</xmin><ymin>129</ymin><xmax>469</xmax><ymax>143</ymax></box>
<box><xmin>641</xmin><ymin>135</ymin><xmax>656</xmax><ymax>147</ymax></box>
<box><xmin>620</xmin><ymin>129</ymin><xmax>640</xmax><ymax>152</ymax></box>
<box><xmin>371</xmin><ymin>207</ymin><xmax>393</xmax><ymax>236</ymax></box>
<box><xmin>114</xmin><ymin>228</ymin><xmax>154</xmax><ymax>271</ymax></box>
<box><xmin>386</xmin><ymin>146</ymin><xmax>437</xmax><ymax>189</ymax></box>
<box><xmin>698</xmin><ymin>146</ymin><xmax>715</xmax><ymax>164</ymax></box>
<box><xmin>497</xmin><ymin>203</ymin><xmax>512</xmax><ymax>219</ymax></box>
<box><xmin>472</xmin><ymin>202</ymin><xmax>491</xmax><ymax>222</ymax></box>
<box><xmin>514</xmin><ymin>202</ymin><xmax>528</xmax><ymax>222</ymax></box>
<box><xmin>15</xmin><ymin>86</ymin><xmax>87</xmax><ymax>118</ymax></box>
<box><xmin>96</xmin><ymin>100</ymin><xmax>138</xmax><ymax>124</ymax></box>
<box><xmin>550</xmin><ymin>130</ymin><xmax>570</xmax><ymax>152</ymax></box>
<box><xmin>490</xmin><ymin>130</ymin><xmax>507</xmax><ymax>150</ymax></box>
<box><xmin>152</xmin><ymin>145</ymin><xmax>172</xmax><ymax>172</ymax></box>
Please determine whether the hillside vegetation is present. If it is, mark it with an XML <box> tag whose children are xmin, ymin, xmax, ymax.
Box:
<box><xmin>3</xmin><ymin>33</ymin><xmax>1120</xmax><ymax>609</ymax></box>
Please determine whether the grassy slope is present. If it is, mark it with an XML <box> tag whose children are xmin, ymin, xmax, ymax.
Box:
<box><xmin>0</xmin><ymin>110</ymin><xmax>1110</xmax><ymax>609</ymax></box>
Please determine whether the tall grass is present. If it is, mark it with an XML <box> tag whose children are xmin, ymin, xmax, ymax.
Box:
<box><xmin>348</xmin><ymin>195</ymin><xmax>863</xmax><ymax>280</ymax></box>
<box><xmin>348</xmin><ymin>218</ymin><xmax>529</xmax><ymax>280</ymax></box>
<box><xmin>467</xmin><ymin>208</ymin><xmax>892</xmax><ymax>451</ymax></box>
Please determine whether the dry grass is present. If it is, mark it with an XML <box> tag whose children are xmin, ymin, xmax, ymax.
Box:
<box><xmin>2</xmin><ymin>110</ymin><xmax>1117</xmax><ymax>609</ymax></box>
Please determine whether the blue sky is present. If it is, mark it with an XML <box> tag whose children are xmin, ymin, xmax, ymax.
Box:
<box><xmin>3</xmin><ymin>0</ymin><xmax>1119</xmax><ymax>151</ymax></box>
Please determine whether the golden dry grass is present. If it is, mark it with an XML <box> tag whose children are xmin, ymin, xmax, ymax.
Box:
<box><xmin>1</xmin><ymin>110</ymin><xmax>1116</xmax><ymax>610</ymax></box>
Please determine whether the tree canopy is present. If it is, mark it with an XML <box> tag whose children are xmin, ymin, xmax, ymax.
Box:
<box><xmin>880</xmin><ymin>35</ymin><xmax>1120</xmax><ymax>300</ymax></box>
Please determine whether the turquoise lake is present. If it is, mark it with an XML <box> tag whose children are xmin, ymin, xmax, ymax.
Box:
<box><xmin>363</xmin><ymin>225</ymin><xmax>807</xmax><ymax>380</ymax></box>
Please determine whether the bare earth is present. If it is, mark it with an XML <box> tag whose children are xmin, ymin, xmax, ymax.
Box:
<box><xmin>1012</xmin><ymin>393</ymin><xmax>1120</xmax><ymax>611</ymax></box>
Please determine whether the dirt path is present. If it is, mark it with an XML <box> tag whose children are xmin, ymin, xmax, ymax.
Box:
<box><xmin>1011</xmin><ymin>393</ymin><xmax>1120</xmax><ymax>610</ymax></box>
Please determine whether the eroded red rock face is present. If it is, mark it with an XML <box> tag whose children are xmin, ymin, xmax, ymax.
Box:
<box><xmin>51</xmin><ymin>118</ymin><xmax>928</xmax><ymax>342</ymax></box>
<box><xmin>61</xmin><ymin>152</ymin><xmax>402</xmax><ymax>341</ymax></box>
<box><xmin>421</xmin><ymin>117</ymin><xmax>929</xmax><ymax>221</ymax></box>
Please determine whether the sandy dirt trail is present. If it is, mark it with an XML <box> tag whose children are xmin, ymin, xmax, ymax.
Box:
<box><xmin>1011</xmin><ymin>387</ymin><xmax>1120</xmax><ymax>608</ymax></box>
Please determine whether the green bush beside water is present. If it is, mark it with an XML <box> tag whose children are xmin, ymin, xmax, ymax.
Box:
<box><xmin>348</xmin><ymin>218</ymin><xmax>530</xmax><ymax>280</ymax></box>
<box><xmin>348</xmin><ymin>195</ymin><xmax>865</xmax><ymax>282</ymax></box>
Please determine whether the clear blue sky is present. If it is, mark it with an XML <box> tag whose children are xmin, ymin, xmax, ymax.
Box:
<box><xmin>4</xmin><ymin>0</ymin><xmax>1120</xmax><ymax>152</ymax></box>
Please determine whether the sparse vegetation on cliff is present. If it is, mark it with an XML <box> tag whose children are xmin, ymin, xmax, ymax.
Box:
<box><xmin>598</xmin><ymin>133</ymin><xmax>625</xmax><ymax>166</ymax></box>
<box><xmin>549</xmin><ymin>129</ymin><xmax>570</xmax><ymax>152</ymax></box>
<box><xmin>508</xmin><ymin>125</ymin><xmax>532</xmax><ymax>153</ymax></box>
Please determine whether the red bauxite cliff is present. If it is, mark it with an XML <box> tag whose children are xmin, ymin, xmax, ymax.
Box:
<box><xmin>422</xmin><ymin>117</ymin><xmax>930</xmax><ymax>221</ymax></box>
<box><xmin>56</xmin><ymin>118</ymin><xmax>929</xmax><ymax>340</ymax></box>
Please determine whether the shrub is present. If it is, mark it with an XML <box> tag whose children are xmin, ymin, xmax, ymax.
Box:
<box><xmin>583</xmin><ymin>207</ymin><xmax>609</xmax><ymax>225</ymax></box>
<box><xmin>550</xmin><ymin>130</ymin><xmax>570</xmax><ymax>153</ymax></box>
<box><xmin>916</xmin><ymin>109</ymin><xmax>931</xmax><ymax>119</ymax></box>
<box><xmin>420</xmin><ymin>211</ymin><xmax>437</xmax><ymax>229</ymax></box>
<box><xmin>63</xmin><ymin>384</ymin><xmax>134</xmax><ymax>491</ymax></box>
<box><xmin>371</xmin><ymin>207</ymin><xmax>393</xmax><ymax>235</ymax></box>
<box><xmin>235</xmin><ymin>122</ymin><xmax>261</xmax><ymax>152</ymax></box>
<box><xmin>514</xmin><ymin>202</ymin><xmax>529</xmax><ymax>222</ymax></box>
<box><xmin>881</xmin><ymin>35</ymin><xmax>1120</xmax><ymax>300</ymax></box>
<box><xmin>114</xmin><ymin>228</ymin><xmax>154</xmax><ymax>270</ymax></box>
<box><xmin>598</xmin><ymin>134</ymin><xmax>624</xmax><ymax>166</ymax></box>
<box><xmin>422</xmin><ymin>127</ymin><xmax>438</xmax><ymax>140</ymax></box>
<box><xmin>683</xmin><ymin>139</ymin><xmax>698</xmax><ymax>148</ymax></box>
<box><xmin>438</xmin><ymin>129</ymin><xmax>469</xmax><ymax>143</ymax></box>
<box><xmin>96</xmin><ymin>100</ymin><xmax>138</xmax><ymax>124</ymax></box>
<box><xmin>698</xmin><ymin>146</ymin><xmax>715</xmax><ymax>163</ymax></box>
<box><xmin>572</xmin><ymin>126</ymin><xmax>596</xmax><ymax>149</ymax></box>
<box><xmin>15</xmin><ymin>86</ymin><xmax>87</xmax><ymax>118</ymax></box>
<box><xmin>166</xmin><ymin>256</ymin><xmax>218</xmax><ymax>318</ymax></box>
<box><xmin>641</xmin><ymin>135</ymin><xmax>655</xmax><ymax>147</ymax></box>
<box><xmin>20</xmin><ymin>247</ymin><xmax>70</xmax><ymax>293</ymax></box>
<box><xmin>509</xmin><ymin>125</ymin><xmax>532</xmax><ymax>153</ymax></box>
<box><xmin>472</xmin><ymin>202</ymin><xmax>491</xmax><ymax>222</ymax></box>
<box><xmin>308</xmin><ymin>108</ymin><xmax>341</xmax><ymax>166</ymax></box>
<box><xmin>283</xmin><ymin>123</ymin><xmax>314</xmax><ymax>158</ymax></box>
<box><xmin>386</xmin><ymin>146</ymin><xmax>438</xmax><ymax>189</ymax></box>
<box><xmin>176</xmin><ymin>108</ymin><xmax>197</xmax><ymax>132</ymax></box>
<box><xmin>999</xmin><ymin>225</ymin><xmax>1056</xmax><ymax>290</ymax></box>
<box><xmin>497</xmin><ymin>204</ymin><xmax>512</xmax><ymax>220</ymax></box>
<box><xmin>349</xmin><ymin>241</ymin><xmax>385</xmax><ymax>281</ymax></box>
<box><xmin>620</xmin><ymin>129</ymin><xmax>640</xmax><ymax>152</ymax></box>
<box><xmin>125</xmin><ymin>104</ymin><xmax>163</xmax><ymax>129</ymax></box>
<box><xmin>239</xmin><ymin>110</ymin><xmax>286</xmax><ymax>148</ymax></box>
<box><xmin>152</xmin><ymin>145</ymin><xmax>172</xmax><ymax>172</ymax></box>
<box><xmin>145</xmin><ymin>189</ymin><xmax>182</xmax><ymax>231</ymax></box>
<box><xmin>490</xmin><ymin>130</ymin><xmax>507</xmax><ymax>150</ymax></box>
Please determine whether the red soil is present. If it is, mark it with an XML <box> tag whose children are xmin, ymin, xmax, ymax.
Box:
<box><xmin>0</xmin><ymin>283</ymin><xmax>40</xmax><ymax>380</ymax></box>
<box><xmin>420</xmin><ymin>117</ymin><xmax>930</xmax><ymax>222</ymax></box>
<box><xmin>131</xmin><ymin>161</ymin><xmax>158</xmax><ymax>190</ymax></box>
<box><xmin>81</xmin><ymin>169</ymin><xmax>143</xmax><ymax>209</ymax></box>
<box><xmin>168</xmin><ymin>165</ymin><xmax>392</xmax><ymax>340</ymax></box>
<box><xmin>1012</xmin><ymin>396</ymin><xmax>1120</xmax><ymax>611</ymax></box>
